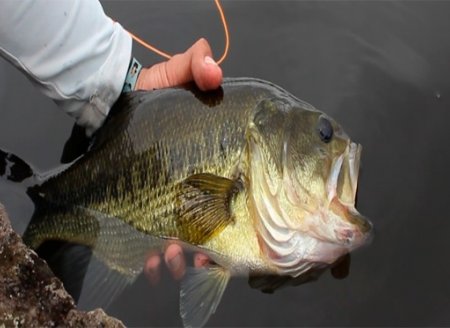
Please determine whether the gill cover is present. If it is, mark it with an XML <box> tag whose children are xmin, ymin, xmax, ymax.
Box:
<box><xmin>247</xmin><ymin>98</ymin><xmax>315</xmax><ymax>276</ymax></box>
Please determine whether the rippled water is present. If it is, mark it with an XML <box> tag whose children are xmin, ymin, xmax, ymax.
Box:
<box><xmin>1</xmin><ymin>1</ymin><xmax>449</xmax><ymax>326</ymax></box>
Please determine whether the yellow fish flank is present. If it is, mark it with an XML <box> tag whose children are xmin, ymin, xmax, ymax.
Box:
<box><xmin>23</xmin><ymin>78</ymin><xmax>372</xmax><ymax>327</ymax></box>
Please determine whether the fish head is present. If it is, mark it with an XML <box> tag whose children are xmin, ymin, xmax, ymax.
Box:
<box><xmin>248</xmin><ymin>97</ymin><xmax>372</xmax><ymax>275</ymax></box>
<box><xmin>285</xmin><ymin>108</ymin><xmax>372</xmax><ymax>246</ymax></box>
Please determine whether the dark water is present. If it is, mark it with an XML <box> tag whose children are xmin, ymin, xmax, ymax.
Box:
<box><xmin>1</xmin><ymin>1</ymin><xmax>450</xmax><ymax>326</ymax></box>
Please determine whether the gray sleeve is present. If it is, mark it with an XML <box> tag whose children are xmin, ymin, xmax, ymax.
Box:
<box><xmin>0</xmin><ymin>0</ymin><xmax>132</xmax><ymax>135</ymax></box>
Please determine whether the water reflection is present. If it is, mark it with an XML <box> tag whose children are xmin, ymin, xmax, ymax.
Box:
<box><xmin>249</xmin><ymin>254</ymin><xmax>351</xmax><ymax>294</ymax></box>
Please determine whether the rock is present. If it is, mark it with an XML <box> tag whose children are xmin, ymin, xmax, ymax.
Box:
<box><xmin>0</xmin><ymin>203</ymin><xmax>125</xmax><ymax>328</ymax></box>
<box><xmin>65</xmin><ymin>309</ymin><xmax>124</xmax><ymax>328</ymax></box>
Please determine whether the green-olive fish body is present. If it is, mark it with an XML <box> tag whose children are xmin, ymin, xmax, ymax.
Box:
<box><xmin>22</xmin><ymin>78</ymin><xmax>372</xmax><ymax>327</ymax></box>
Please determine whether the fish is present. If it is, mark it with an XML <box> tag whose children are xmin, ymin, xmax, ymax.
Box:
<box><xmin>16</xmin><ymin>78</ymin><xmax>372</xmax><ymax>327</ymax></box>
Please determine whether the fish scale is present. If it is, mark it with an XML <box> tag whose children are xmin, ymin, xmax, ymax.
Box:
<box><xmin>33</xmin><ymin>82</ymin><xmax>267</xmax><ymax>240</ymax></box>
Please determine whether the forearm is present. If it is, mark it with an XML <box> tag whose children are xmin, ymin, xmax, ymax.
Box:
<box><xmin>0</xmin><ymin>0</ymin><xmax>131</xmax><ymax>135</ymax></box>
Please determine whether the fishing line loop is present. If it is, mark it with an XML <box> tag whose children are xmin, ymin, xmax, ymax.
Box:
<box><xmin>122</xmin><ymin>0</ymin><xmax>229</xmax><ymax>65</ymax></box>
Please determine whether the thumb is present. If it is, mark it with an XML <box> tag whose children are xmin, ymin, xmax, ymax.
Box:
<box><xmin>135</xmin><ymin>38</ymin><xmax>223</xmax><ymax>91</ymax></box>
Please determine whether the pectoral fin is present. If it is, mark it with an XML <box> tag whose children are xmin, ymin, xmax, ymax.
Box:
<box><xmin>177</xmin><ymin>173</ymin><xmax>239</xmax><ymax>244</ymax></box>
<box><xmin>180</xmin><ymin>265</ymin><xmax>231</xmax><ymax>328</ymax></box>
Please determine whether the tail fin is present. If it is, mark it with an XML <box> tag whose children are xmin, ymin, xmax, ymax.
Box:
<box><xmin>0</xmin><ymin>148</ymin><xmax>69</xmax><ymax>235</ymax></box>
<box><xmin>0</xmin><ymin>121</ymin><xmax>92</xmax><ymax>186</ymax></box>
<box><xmin>0</xmin><ymin>149</ymin><xmax>36</xmax><ymax>184</ymax></box>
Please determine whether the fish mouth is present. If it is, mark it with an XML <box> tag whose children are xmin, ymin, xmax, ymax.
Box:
<box><xmin>327</xmin><ymin>142</ymin><xmax>372</xmax><ymax>245</ymax></box>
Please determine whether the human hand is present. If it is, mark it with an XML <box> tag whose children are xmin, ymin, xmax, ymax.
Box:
<box><xmin>145</xmin><ymin>245</ymin><xmax>211</xmax><ymax>284</ymax></box>
<box><xmin>135</xmin><ymin>38</ymin><xmax>223</xmax><ymax>92</ymax></box>
<box><xmin>138</xmin><ymin>38</ymin><xmax>220</xmax><ymax>283</ymax></box>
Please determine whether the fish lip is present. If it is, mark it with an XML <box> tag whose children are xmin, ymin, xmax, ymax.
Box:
<box><xmin>334</xmin><ymin>213</ymin><xmax>373</xmax><ymax>248</ymax></box>
<box><xmin>330</xmin><ymin>141</ymin><xmax>362</xmax><ymax>205</ymax></box>
<box><xmin>348</xmin><ymin>142</ymin><xmax>362</xmax><ymax>202</ymax></box>
<box><xmin>327</xmin><ymin>154</ymin><xmax>344</xmax><ymax>202</ymax></box>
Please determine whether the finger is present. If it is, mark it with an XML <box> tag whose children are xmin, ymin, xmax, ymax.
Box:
<box><xmin>164</xmin><ymin>244</ymin><xmax>186</xmax><ymax>280</ymax></box>
<box><xmin>190</xmin><ymin>38</ymin><xmax>223</xmax><ymax>91</ymax></box>
<box><xmin>194</xmin><ymin>252</ymin><xmax>211</xmax><ymax>268</ymax></box>
<box><xmin>136</xmin><ymin>38</ymin><xmax>222</xmax><ymax>91</ymax></box>
<box><xmin>144</xmin><ymin>253</ymin><xmax>161</xmax><ymax>285</ymax></box>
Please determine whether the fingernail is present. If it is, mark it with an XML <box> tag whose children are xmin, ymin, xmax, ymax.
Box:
<box><xmin>168</xmin><ymin>253</ymin><xmax>181</xmax><ymax>271</ymax></box>
<box><xmin>204</xmin><ymin>56</ymin><xmax>218</xmax><ymax>66</ymax></box>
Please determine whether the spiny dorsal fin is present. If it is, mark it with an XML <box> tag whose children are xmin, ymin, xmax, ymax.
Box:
<box><xmin>177</xmin><ymin>173</ymin><xmax>239</xmax><ymax>244</ymax></box>
<box><xmin>180</xmin><ymin>266</ymin><xmax>231</xmax><ymax>328</ymax></box>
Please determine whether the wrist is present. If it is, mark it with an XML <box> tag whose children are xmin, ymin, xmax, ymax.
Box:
<box><xmin>122</xmin><ymin>57</ymin><xmax>142</xmax><ymax>93</ymax></box>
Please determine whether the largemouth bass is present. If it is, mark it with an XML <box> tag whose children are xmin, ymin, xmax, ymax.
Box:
<box><xmin>20</xmin><ymin>78</ymin><xmax>372</xmax><ymax>327</ymax></box>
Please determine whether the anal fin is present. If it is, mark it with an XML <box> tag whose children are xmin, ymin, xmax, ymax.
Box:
<box><xmin>77</xmin><ymin>209</ymin><xmax>163</xmax><ymax>310</ymax></box>
<box><xmin>77</xmin><ymin>251</ymin><xmax>136</xmax><ymax>311</ymax></box>
<box><xmin>39</xmin><ymin>240</ymin><xmax>134</xmax><ymax>311</ymax></box>
<box><xmin>29</xmin><ymin>204</ymin><xmax>163</xmax><ymax>311</ymax></box>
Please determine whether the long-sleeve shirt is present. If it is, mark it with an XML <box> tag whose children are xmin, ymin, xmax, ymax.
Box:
<box><xmin>0</xmin><ymin>0</ymin><xmax>132</xmax><ymax>135</ymax></box>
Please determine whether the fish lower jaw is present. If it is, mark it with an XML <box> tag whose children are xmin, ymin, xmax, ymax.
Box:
<box><xmin>301</xmin><ymin>240</ymin><xmax>350</xmax><ymax>265</ymax></box>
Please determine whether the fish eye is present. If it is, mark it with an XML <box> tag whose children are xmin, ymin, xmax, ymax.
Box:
<box><xmin>317</xmin><ymin>116</ymin><xmax>333</xmax><ymax>143</ymax></box>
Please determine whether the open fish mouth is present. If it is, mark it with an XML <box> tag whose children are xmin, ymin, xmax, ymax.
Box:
<box><xmin>327</xmin><ymin>142</ymin><xmax>372</xmax><ymax>245</ymax></box>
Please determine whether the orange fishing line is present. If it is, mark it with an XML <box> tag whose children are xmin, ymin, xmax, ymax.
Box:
<box><xmin>124</xmin><ymin>0</ymin><xmax>229</xmax><ymax>65</ymax></box>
